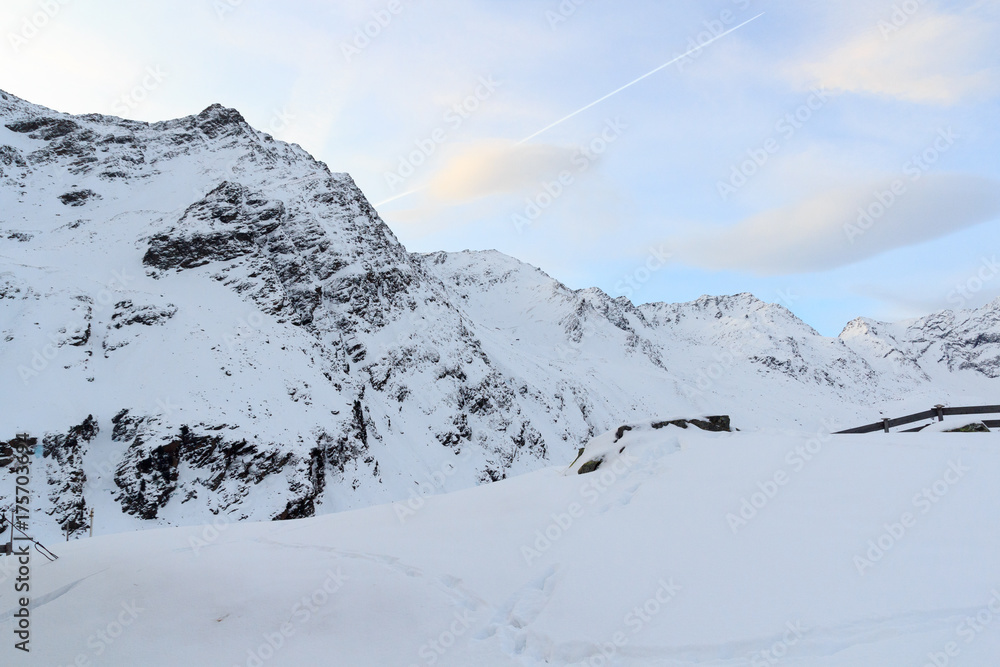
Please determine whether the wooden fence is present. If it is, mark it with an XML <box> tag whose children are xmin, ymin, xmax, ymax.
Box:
<box><xmin>836</xmin><ymin>404</ymin><xmax>1000</xmax><ymax>434</ymax></box>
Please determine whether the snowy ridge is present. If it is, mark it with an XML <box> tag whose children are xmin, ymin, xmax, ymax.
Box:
<box><xmin>0</xmin><ymin>89</ymin><xmax>998</xmax><ymax>541</ymax></box>
<box><xmin>840</xmin><ymin>298</ymin><xmax>1000</xmax><ymax>380</ymax></box>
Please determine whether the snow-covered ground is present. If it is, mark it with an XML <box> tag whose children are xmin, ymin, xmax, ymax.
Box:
<box><xmin>4</xmin><ymin>423</ymin><xmax>999</xmax><ymax>666</ymax></box>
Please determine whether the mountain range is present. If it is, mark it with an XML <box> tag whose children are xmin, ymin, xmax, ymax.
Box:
<box><xmin>1</xmin><ymin>88</ymin><xmax>997</xmax><ymax>541</ymax></box>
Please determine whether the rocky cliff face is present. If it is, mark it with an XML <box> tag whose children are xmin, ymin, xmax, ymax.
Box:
<box><xmin>1</xmin><ymin>89</ymin><xmax>997</xmax><ymax>541</ymax></box>
<box><xmin>840</xmin><ymin>302</ymin><xmax>1000</xmax><ymax>380</ymax></box>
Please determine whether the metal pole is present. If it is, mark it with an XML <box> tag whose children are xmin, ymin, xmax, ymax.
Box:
<box><xmin>89</xmin><ymin>509</ymin><xmax>94</xmax><ymax>538</ymax></box>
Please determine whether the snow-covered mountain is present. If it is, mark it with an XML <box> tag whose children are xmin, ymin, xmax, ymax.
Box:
<box><xmin>1</xmin><ymin>89</ymin><xmax>997</xmax><ymax>541</ymax></box>
<box><xmin>840</xmin><ymin>304</ymin><xmax>1000</xmax><ymax>380</ymax></box>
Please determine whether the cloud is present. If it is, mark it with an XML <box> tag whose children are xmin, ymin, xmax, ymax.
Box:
<box><xmin>425</xmin><ymin>140</ymin><xmax>578</xmax><ymax>203</ymax></box>
<box><xmin>795</xmin><ymin>10</ymin><xmax>998</xmax><ymax>105</ymax></box>
<box><xmin>673</xmin><ymin>173</ymin><xmax>1000</xmax><ymax>274</ymax></box>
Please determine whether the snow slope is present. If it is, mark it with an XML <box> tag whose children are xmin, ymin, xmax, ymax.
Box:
<box><xmin>3</xmin><ymin>424</ymin><xmax>999</xmax><ymax>666</ymax></box>
<box><xmin>1</xmin><ymin>88</ymin><xmax>999</xmax><ymax>542</ymax></box>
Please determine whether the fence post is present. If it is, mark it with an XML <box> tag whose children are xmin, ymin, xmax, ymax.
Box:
<box><xmin>882</xmin><ymin>418</ymin><xmax>890</xmax><ymax>433</ymax></box>
<box><xmin>934</xmin><ymin>404</ymin><xmax>945</xmax><ymax>422</ymax></box>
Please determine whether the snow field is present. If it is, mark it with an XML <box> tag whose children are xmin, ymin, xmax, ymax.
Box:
<box><xmin>3</xmin><ymin>424</ymin><xmax>999</xmax><ymax>665</ymax></box>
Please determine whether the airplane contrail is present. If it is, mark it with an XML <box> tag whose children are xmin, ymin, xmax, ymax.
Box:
<box><xmin>516</xmin><ymin>13</ymin><xmax>765</xmax><ymax>145</ymax></box>
<box><xmin>374</xmin><ymin>187</ymin><xmax>426</xmax><ymax>207</ymax></box>
<box><xmin>373</xmin><ymin>12</ymin><xmax>765</xmax><ymax>208</ymax></box>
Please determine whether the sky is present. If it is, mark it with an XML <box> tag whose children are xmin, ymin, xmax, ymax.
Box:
<box><xmin>1</xmin><ymin>0</ymin><xmax>998</xmax><ymax>335</ymax></box>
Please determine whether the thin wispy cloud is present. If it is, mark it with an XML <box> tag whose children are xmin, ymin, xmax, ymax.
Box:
<box><xmin>673</xmin><ymin>173</ymin><xmax>1000</xmax><ymax>274</ymax></box>
<box><xmin>426</xmin><ymin>140</ymin><xmax>577</xmax><ymax>203</ymax></box>
<box><xmin>794</xmin><ymin>10</ymin><xmax>999</xmax><ymax>105</ymax></box>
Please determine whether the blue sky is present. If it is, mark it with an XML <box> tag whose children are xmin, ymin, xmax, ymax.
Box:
<box><xmin>2</xmin><ymin>0</ymin><xmax>998</xmax><ymax>334</ymax></box>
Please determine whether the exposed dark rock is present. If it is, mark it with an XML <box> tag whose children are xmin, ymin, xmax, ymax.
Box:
<box><xmin>143</xmin><ymin>182</ymin><xmax>283</xmax><ymax>270</ymax></box>
<box><xmin>945</xmin><ymin>422</ymin><xmax>991</xmax><ymax>433</ymax></box>
<box><xmin>42</xmin><ymin>415</ymin><xmax>98</xmax><ymax>536</ymax></box>
<box><xmin>58</xmin><ymin>189</ymin><xmax>101</xmax><ymax>206</ymax></box>
<box><xmin>0</xmin><ymin>145</ymin><xmax>28</xmax><ymax>180</ymax></box>
<box><xmin>273</xmin><ymin>447</ymin><xmax>326</xmax><ymax>520</ymax></box>
<box><xmin>652</xmin><ymin>416</ymin><xmax>731</xmax><ymax>432</ymax></box>
<box><xmin>112</xmin><ymin>409</ymin><xmax>144</xmax><ymax>442</ymax></box>
<box><xmin>6</xmin><ymin>117</ymin><xmax>80</xmax><ymax>140</ymax></box>
<box><xmin>110</xmin><ymin>300</ymin><xmax>177</xmax><ymax>328</ymax></box>
<box><xmin>194</xmin><ymin>104</ymin><xmax>249</xmax><ymax>140</ymax></box>
<box><xmin>613</xmin><ymin>425</ymin><xmax>633</xmax><ymax>442</ymax></box>
<box><xmin>437</xmin><ymin>413</ymin><xmax>472</xmax><ymax>448</ymax></box>
<box><xmin>115</xmin><ymin>422</ymin><xmax>293</xmax><ymax>519</ymax></box>
<box><xmin>114</xmin><ymin>422</ymin><xmax>295</xmax><ymax>520</ymax></box>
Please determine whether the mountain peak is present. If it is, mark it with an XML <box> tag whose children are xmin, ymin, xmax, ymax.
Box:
<box><xmin>3</xmin><ymin>89</ymin><xmax>998</xmax><ymax>542</ymax></box>
<box><xmin>196</xmin><ymin>102</ymin><xmax>246</xmax><ymax>123</ymax></box>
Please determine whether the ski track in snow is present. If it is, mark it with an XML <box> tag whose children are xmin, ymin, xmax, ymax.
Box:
<box><xmin>0</xmin><ymin>570</ymin><xmax>102</xmax><ymax>622</ymax></box>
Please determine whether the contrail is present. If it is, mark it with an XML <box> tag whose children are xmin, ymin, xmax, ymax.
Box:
<box><xmin>374</xmin><ymin>187</ymin><xmax>426</xmax><ymax>207</ymax></box>
<box><xmin>516</xmin><ymin>13</ymin><xmax>765</xmax><ymax>145</ymax></box>
<box><xmin>373</xmin><ymin>12</ymin><xmax>764</xmax><ymax>208</ymax></box>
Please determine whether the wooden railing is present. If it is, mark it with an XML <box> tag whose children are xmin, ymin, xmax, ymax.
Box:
<box><xmin>836</xmin><ymin>404</ymin><xmax>1000</xmax><ymax>434</ymax></box>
